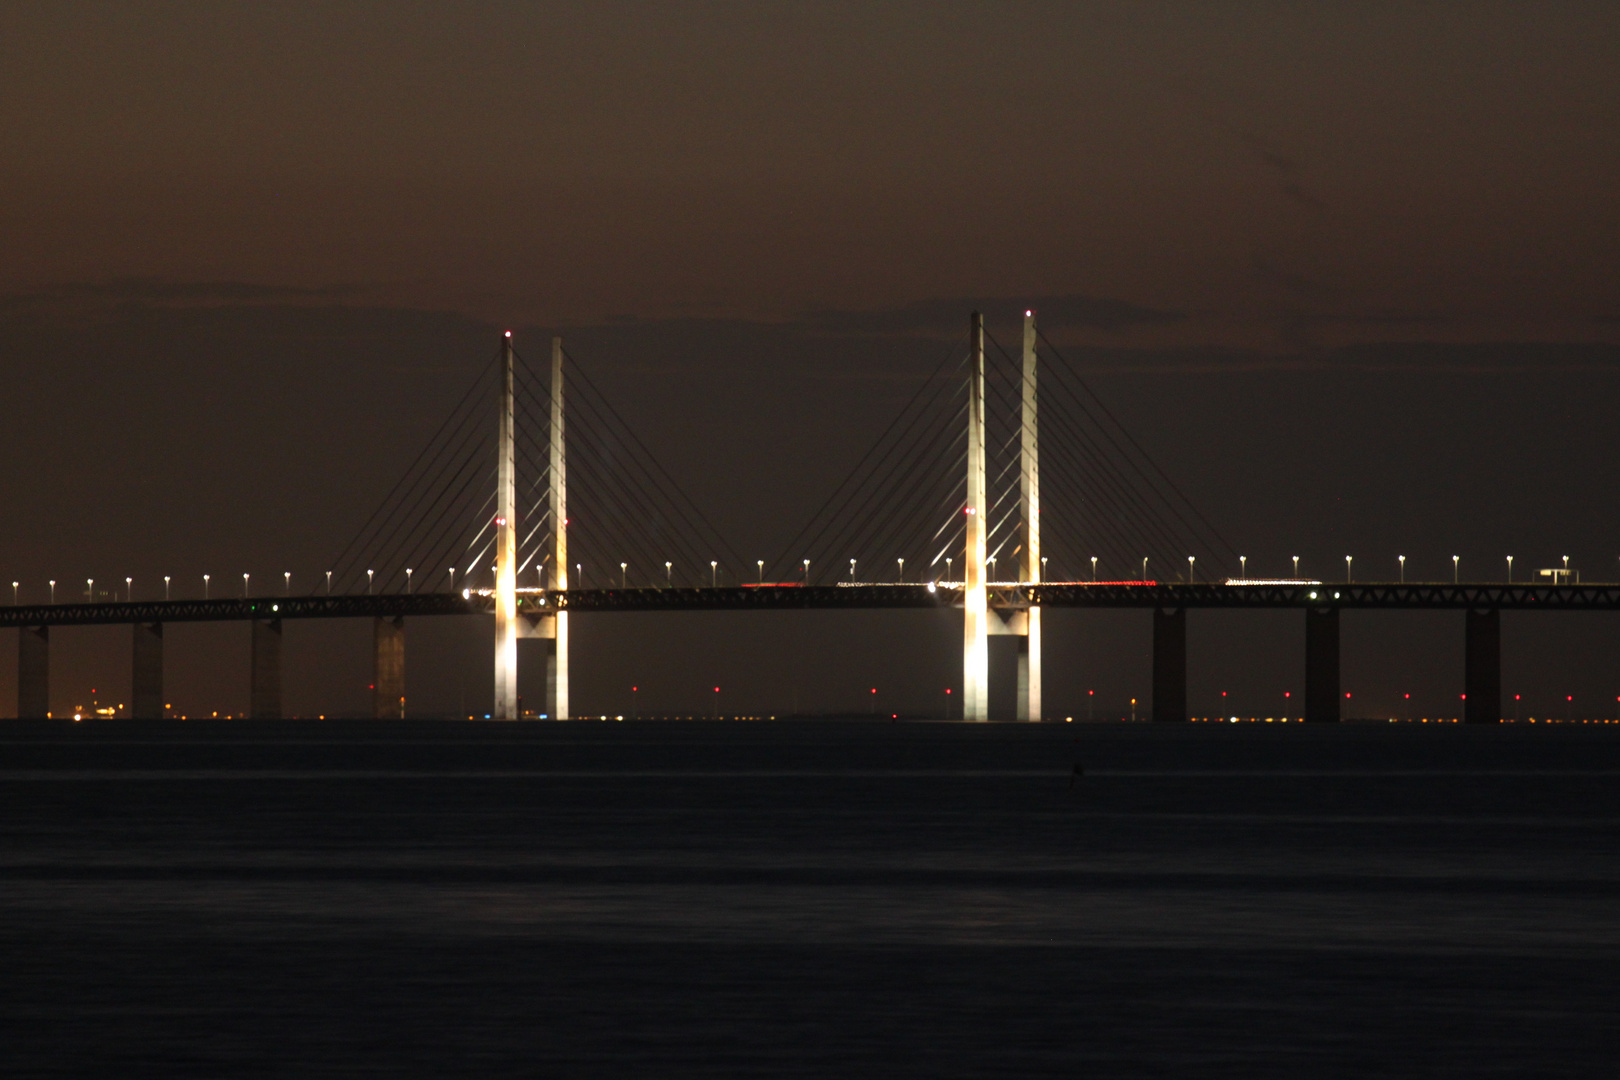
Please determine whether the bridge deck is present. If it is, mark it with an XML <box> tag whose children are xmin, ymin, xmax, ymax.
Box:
<box><xmin>3</xmin><ymin>582</ymin><xmax>1619</xmax><ymax>627</ymax></box>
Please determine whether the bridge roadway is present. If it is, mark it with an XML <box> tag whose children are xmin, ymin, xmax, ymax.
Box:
<box><xmin>6</xmin><ymin>582</ymin><xmax>1609</xmax><ymax>722</ymax></box>
<box><xmin>2</xmin><ymin>581</ymin><xmax>1618</xmax><ymax>628</ymax></box>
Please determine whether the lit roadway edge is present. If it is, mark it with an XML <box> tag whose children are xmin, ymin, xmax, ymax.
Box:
<box><xmin>6</xmin><ymin>582</ymin><xmax>1620</xmax><ymax>626</ymax></box>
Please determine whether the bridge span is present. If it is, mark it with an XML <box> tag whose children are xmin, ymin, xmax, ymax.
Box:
<box><xmin>12</xmin><ymin>311</ymin><xmax>1611</xmax><ymax>724</ymax></box>
<box><xmin>8</xmin><ymin>581</ymin><xmax>1613</xmax><ymax>724</ymax></box>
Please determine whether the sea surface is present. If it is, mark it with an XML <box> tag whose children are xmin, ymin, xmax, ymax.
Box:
<box><xmin>1</xmin><ymin>719</ymin><xmax>1616</xmax><ymax>1077</ymax></box>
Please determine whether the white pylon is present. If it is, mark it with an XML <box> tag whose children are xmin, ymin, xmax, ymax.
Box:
<box><xmin>549</xmin><ymin>335</ymin><xmax>569</xmax><ymax>720</ymax></box>
<box><xmin>1019</xmin><ymin>309</ymin><xmax>1042</xmax><ymax>722</ymax></box>
<box><xmin>963</xmin><ymin>312</ymin><xmax>989</xmax><ymax>722</ymax></box>
<box><xmin>493</xmin><ymin>332</ymin><xmax>519</xmax><ymax>719</ymax></box>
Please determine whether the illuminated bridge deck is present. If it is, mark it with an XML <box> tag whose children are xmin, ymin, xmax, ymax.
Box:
<box><xmin>5</xmin><ymin>582</ymin><xmax>1620</xmax><ymax>627</ymax></box>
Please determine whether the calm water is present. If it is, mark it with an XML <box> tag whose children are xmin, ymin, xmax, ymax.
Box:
<box><xmin>1</xmin><ymin>719</ymin><xmax>1616</xmax><ymax>1077</ymax></box>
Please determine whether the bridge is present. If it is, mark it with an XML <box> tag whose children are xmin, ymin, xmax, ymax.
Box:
<box><xmin>8</xmin><ymin>314</ymin><xmax>1606</xmax><ymax>724</ymax></box>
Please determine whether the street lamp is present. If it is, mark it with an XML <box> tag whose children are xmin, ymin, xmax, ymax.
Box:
<box><xmin>87</xmin><ymin>578</ymin><xmax>94</xmax><ymax>602</ymax></box>
<box><xmin>404</xmin><ymin>569</ymin><xmax>411</xmax><ymax>594</ymax></box>
<box><xmin>988</xmin><ymin>556</ymin><xmax>996</xmax><ymax>581</ymax></box>
<box><xmin>1345</xmin><ymin>555</ymin><xmax>1352</xmax><ymax>583</ymax></box>
<box><xmin>1240</xmin><ymin>555</ymin><xmax>1247</xmax><ymax>578</ymax></box>
<box><xmin>327</xmin><ymin>570</ymin><xmax>334</xmax><ymax>594</ymax></box>
<box><xmin>803</xmin><ymin>558</ymin><xmax>810</xmax><ymax>584</ymax></box>
<box><xmin>1187</xmin><ymin>555</ymin><xmax>1195</xmax><ymax>582</ymax></box>
<box><xmin>1042</xmin><ymin>556</ymin><xmax>1048</xmax><ymax>582</ymax></box>
<box><xmin>897</xmin><ymin>557</ymin><xmax>904</xmax><ymax>582</ymax></box>
<box><xmin>849</xmin><ymin>558</ymin><xmax>856</xmax><ymax>582</ymax></box>
<box><xmin>202</xmin><ymin>575</ymin><xmax>209</xmax><ymax>600</ymax></box>
<box><xmin>366</xmin><ymin>569</ymin><xmax>373</xmax><ymax>594</ymax></box>
<box><xmin>710</xmin><ymin>560</ymin><xmax>717</xmax><ymax>587</ymax></box>
<box><xmin>1452</xmin><ymin>555</ymin><xmax>1459</xmax><ymax>583</ymax></box>
<box><xmin>49</xmin><ymin>580</ymin><xmax>56</xmax><ymax>604</ymax></box>
<box><xmin>621</xmin><ymin>562</ymin><xmax>628</xmax><ymax>587</ymax></box>
<box><xmin>1292</xmin><ymin>556</ymin><xmax>1299</xmax><ymax>577</ymax></box>
<box><xmin>125</xmin><ymin>576</ymin><xmax>132</xmax><ymax>601</ymax></box>
<box><xmin>243</xmin><ymin>572</ymin><xmax>250</xmax><ymax>596</ymax></box>
<box><xmin>1090</xmin><ymin>555</ymin><xmax>1097</xmax><ymax>581</ymax></box>
<box><xmin>576</xmin><ymin>562</ymin><xmax>582</xmax><ymax>588</ymax></box>
<box><xmin>10</xmin><ymin>581</ymin><xmax>16</xmax><ymax>605</ymax></box>
<box><xmin>757</xmin><ymin>559</ymin><xmax>764</xmax><ymax>584</ymax></box>
<box><xmin>1141</xmin><ymin>556</ymin><xmax>1148</xmax><ymax>579</ymax></box>
<box><xmin>1399</xmin><ymin>555</ymin><xmax>1405</xmax><ymax>583</ymax></box>
<box><xmin>1506</xmin><ymin>556</ymin><xmax>1513</xmax><ymax>583</ymax></box>
<box><xmin>164</xmin><ymin>576</ymin><xmax>171</xmax><ymax>600</ymax></box>
<box><xmin>946</xmin><ymin>557</ymin><xmax>953</xmax><ymax>582</ymax></box>
<box><xmin>665</xmin><ymin>561</ymin><xmax>672</xmax><ymax>587</ymax></box>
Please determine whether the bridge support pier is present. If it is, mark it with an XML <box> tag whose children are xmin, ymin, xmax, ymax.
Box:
<box><xmin>1016</xmin><ymin>608</ymin><xmax>1041</xmax><ymax>721</ymax></box>
<box><xmin>1465</xmin><ymin>608</ymin><xmax>1501</xmax><ymax>724</ymax></box>
<box><xmin>1305</xmin><ymin>608</ymin><xmax>1340</xmax><ymax>722</ymax></box>
<box><xmin>18</xmin><ymin>625</ymin><xmax>48</xmax><ymax>718</ymax></box>
<box><xmin>1152</xmin><ymin>607</ymin><xmax>1186</xmax><ymax>722</ymax></box>
<box><xmin>250</xmin><ymin>619</ymin><xmax>282</xmax><ymax>719</ymax></box>
<box><xmin>374</xmin><ymin>616</ymin><xmax>404</xmax><ymax>719</ymax></box>
<box><xmin>132</xmin><ymin>622</ymin><xmax>163</xmax><ymax>720</ymax></box>
<box><xmin>546</xmin><ymin>612</ymin><xmax>567</xmax><ymax>720</ymax></box>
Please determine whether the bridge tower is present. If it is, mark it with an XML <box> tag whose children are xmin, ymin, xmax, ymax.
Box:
<box><xmin>1017</xmin><ymin>310</ymin><xmax>1042</xmax><ymax>721</ymax></box>
<box><xmin>547</xmin><ymin>335</ymin><xmax>569</xmax><ymax>720</ymax></box>
<box><xmin>493</xmin><ymin>332</ymin><xmax>519</xmax><ymax>719</ymax></box>
<box><xmin>963</xmin><ymin>312</ymin><xmax>989</xmax><ymax>721</ymax></box>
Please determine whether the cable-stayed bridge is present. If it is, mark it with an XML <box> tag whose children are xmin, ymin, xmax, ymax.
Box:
<box><xmin>8</xmin><ymin>313</ymin><xmax>1616</xmax><ymax>724</ymax></box>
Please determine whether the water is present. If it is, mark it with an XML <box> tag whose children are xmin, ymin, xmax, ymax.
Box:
<box><xmin>2</xmin><ymin>719</ymin><xmax>1616</xmax><ymax>1077</ymax></box>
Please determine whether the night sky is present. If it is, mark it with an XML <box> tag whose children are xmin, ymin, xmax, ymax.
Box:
<box><xmin>3</xmin><ymin>2</ymin><xmax>1619</xmax><ymax>720</ymax></box>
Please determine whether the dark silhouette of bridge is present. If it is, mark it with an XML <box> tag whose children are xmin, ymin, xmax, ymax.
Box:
<box><xmin>9</xmin><ymin>313</ymin><xmax>1605</xmax><ymax>724</ymax></box>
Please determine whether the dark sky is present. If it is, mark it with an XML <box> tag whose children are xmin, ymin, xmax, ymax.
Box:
<box><xmin>3</xmin><ymin>2</ymin><xmax>1619</xmax><ymax>720</ymax></box>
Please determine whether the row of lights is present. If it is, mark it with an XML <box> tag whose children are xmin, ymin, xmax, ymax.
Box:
<box><xmin>1229</xmin><ymin>553</ymin><xmax>1584</xmax><ymax>584</ymax></box>
<box><xmin>5</xmin><ymin>550</ymin><xmax>1605</xmax><ymax>604</ymax></box>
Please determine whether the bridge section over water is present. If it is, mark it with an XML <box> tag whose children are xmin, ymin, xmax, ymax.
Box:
<box><xmin>9</xmin><ymin>581</ymin><xmax>1615</xmax><ymax>723</ymax></box>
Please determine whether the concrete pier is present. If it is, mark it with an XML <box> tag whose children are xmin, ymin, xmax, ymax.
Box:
<box><xmin>1465</xmin><ymin>608</ymin><xmax>1501</xmax><ymax>724</ymax></box>
<box><xmin>373</xmin><ymin>615</ymin><xmax>404</xmax><ymax>719</ymax></box>
<box><xmin>132</xmin><ymin>622</ymin><xmax>163</xmax><ymax>720</ymax></box>
<box><xmin>1305</xmin><ymin>607</ymin><xmax>1340</xmax><ymax>722</ymax></box>
<box><xmin>1152</xmin><ymin>607</ymin><xmax>1186</xmax><ymax>722</ymax></box>
<box><xmin>17</xmin><ymin>625</ymin><xmax>48</xmax><ymax>718</ymax></box>
<box><xmin>250</xmin><ymin>618</ymin><xmax>282</xmax><ymax>719</ymax></box>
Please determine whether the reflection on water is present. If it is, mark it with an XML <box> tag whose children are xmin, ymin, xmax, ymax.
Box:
<box><xmin>2</xmin><ymin>721</ymin><xmax>1617</xmax><ymax>1077</ymax></box>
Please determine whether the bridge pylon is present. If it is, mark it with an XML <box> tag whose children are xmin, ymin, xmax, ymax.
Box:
<box><xmin>963</xmin><ymin>313</ymin><xmax>989</xmax><ymax>721</ymax></box>
<box><xmin>494</xmin><ymin>332</ymin><xmax>519</xmax><ymax>719</ymax></box>
<box><xmin>545</xmin><ymin>335</ymin><xmax>569</xmax><ymax>720</ymax></box>
<box><xmin>968</xmin><ymin>308</ymin><xmax>1043</xmax><ymax>721</ymax></box>
<box><xmin>1018</xmin><ymin>309</ymin><xmax>1042</xmax><ymax>721</ymax></box>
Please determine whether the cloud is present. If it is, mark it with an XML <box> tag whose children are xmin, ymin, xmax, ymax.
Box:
<box><xmin>800</xmin><ymin>295</ymin><xmax>1183</xmax><ymax>336</ymax></box>
<box><xmin>1</xmin><ymin>277</ymin><xmax>362</xmax><ymax>311</ymax></box>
